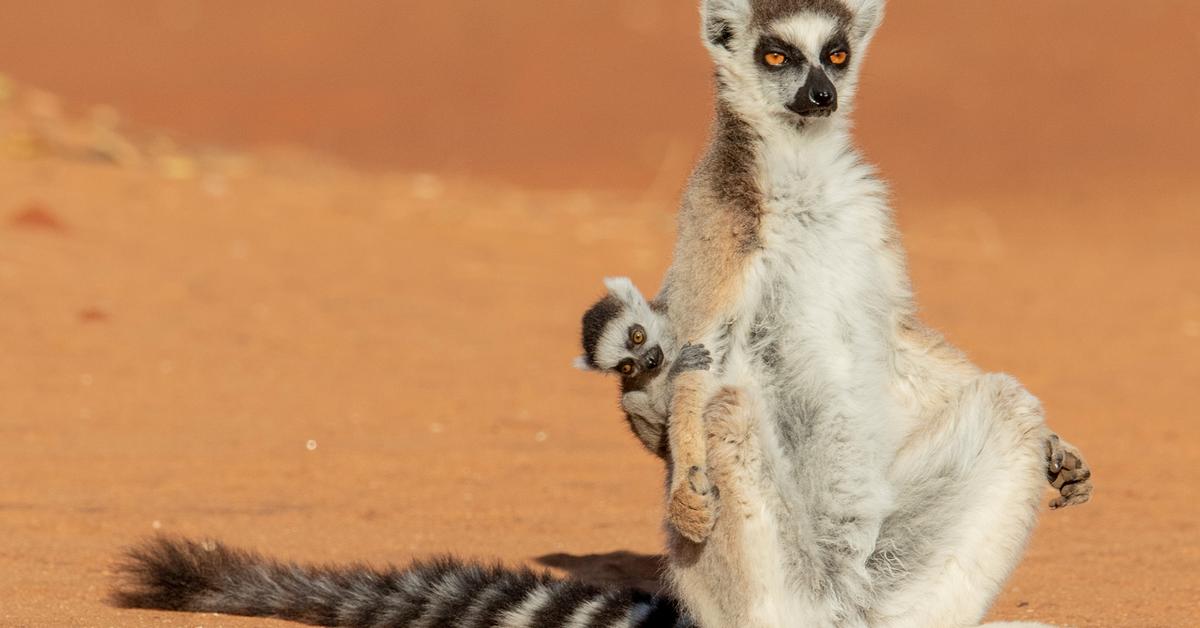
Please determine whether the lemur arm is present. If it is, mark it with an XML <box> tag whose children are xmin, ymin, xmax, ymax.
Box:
<box><xmin>656</xmin><ymin>191</ymin><xmax>758</xmax><ymax>543</ymax></box>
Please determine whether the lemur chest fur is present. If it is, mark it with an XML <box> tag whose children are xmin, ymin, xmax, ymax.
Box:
<box><xmin>725</xmin><ymin>145</ymin><xmax>903</xmax><ymax>463</ymax></box>
<box><xmin>744</xmin><ymin>156</ymin><xmax>893</xmax><ymax>382</ymax></box>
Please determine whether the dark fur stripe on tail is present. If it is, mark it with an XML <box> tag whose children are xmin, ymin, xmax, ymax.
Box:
<box><xmin>111</xmin><ymin>536</ymin><xmax>688</xmax><ymax>628</ymax></box>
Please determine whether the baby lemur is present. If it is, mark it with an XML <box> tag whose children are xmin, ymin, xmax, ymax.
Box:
<box><xmin>577</xmin><ymin>277</ymin><xmax>714</xmax><ymax>460</ymax></box>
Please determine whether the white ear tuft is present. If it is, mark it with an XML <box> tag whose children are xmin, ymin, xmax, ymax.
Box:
<box><xmin>700</xmin><ymin>0</ymin><xmax>752</xmax><ymax>53</ymax></box>
<box><xmin>573</xmin><ymin>355</ymin><xmax>596</xmax><ymax>371</ymax></box>
<box><xmin>603</xmin><ymin>276</ymin><xmax>648</xmax><ymax>309</ymax></box>
<box><xmin>845</xmin><ymin>0</ymin><xmax>886</xmax><ymax>41</ymax></box>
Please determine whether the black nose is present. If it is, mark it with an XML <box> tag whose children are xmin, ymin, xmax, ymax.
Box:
<box><xmin>809</xmin><ymin>87</ymin><xmax>835</xmax><ymax>107</ymax></box>
<box><xmin>787</xmin><ymin>69</ymin><xmax>838</xmax><ymax>117</ymax></box>
<box><xmin>644</xmin><ymin>346</ymin><xmax>663</xmax><ymax>370</ymax></box>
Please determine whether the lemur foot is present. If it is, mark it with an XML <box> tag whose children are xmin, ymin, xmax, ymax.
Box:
<box><xmin>1046</xmin><ymin>434</ymin><xmax>1093</xmax><ymax>509</ymax></box>
<box><xmin>668</xmin><ymin>465</ymin><xmax>718</xmax><ymax>543</ymax></box>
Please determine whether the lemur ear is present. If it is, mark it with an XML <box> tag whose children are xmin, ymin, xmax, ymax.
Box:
<box><xmin>700</xmin><ymin>0</ymin><xmax>751</xmax><ymax>53</ymax></box>
<box><xmin>603</xmin><ymin>276</ymin><xmax>648</xmax><ymax>309</ymax></box>
<box><xmin>845</xmin><ymin>0</ymin><xmax>886</xmax><ymax>42</ymax></box>
<box><xmin>573</xmin><ymin>355</ymin><xmax>596</xmax><ymax>371</ymax></box>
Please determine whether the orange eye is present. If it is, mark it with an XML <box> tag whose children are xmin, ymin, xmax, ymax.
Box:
<box><xmin>764</xmin><ymin>52</ymin><xmax>787</xmax><ymax>67</ymax></box>
<box><xmin>631</xmin><ymin>328</ymin><xmax>646</xmax><ymax>345</ymax></box>
<box><xmin>620</xmin><ymin>363</ymin><xmax>634</xmax><ymax>375</ymax></box>
<box><xmin>829</xmin><ymin>50</ymin><xmax>848</xmax><ymax>65</ymax></box>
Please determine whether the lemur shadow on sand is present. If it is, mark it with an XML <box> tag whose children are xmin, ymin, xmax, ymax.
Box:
<box><xmin>535</xmin><ymin>551</ymin><xmax>668</xmax><ymax>596</ymax></box>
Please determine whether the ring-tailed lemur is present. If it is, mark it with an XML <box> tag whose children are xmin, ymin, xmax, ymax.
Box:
<box><xmin>576</xmin><ymin>277</ymin><xmax>720</xmax><ymax>539</ymax></box>
<box><xmin>655</xmin><ymin>1</ymin><xmax>1093</xmax><ymax>627</ymax></box>
<box><xmin>110</xmin><ymin>2</ymin><xmax>1093</xmax><ymax>627</ymax></box>
<box><xmin>575</xmin><ymin>277</ymin><xmax>723</xmax><ymax>542</ymax></box>
<box><xmin>577</xmin><ymin>277</ymin><xmax>714</xmax><ymax>461</ymax></box>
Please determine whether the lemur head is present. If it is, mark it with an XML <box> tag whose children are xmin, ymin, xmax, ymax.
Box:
<box><xmin>700</xmin><ymin>0</ymin><xmax>885</xmax><ymax>129</ymax></box>
<box><xmin>577</xmin><ymin>277</ymin><xmax>670</xmax><ymax>381</ymax></box>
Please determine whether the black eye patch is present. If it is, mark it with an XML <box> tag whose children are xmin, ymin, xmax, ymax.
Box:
<box><xmin>755</xmin><ymin>36</ymin><xmax>806</xmax><ymax>70</ymax></box>
<box><xmin>822</xmin><ymin>34</ymin><xmax>852</xmax><ymax>71</ymax></box>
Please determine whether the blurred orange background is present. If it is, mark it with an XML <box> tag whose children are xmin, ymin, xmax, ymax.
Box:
<box><xmin>3</xmin><ymin>1</ymin><xmax>1196</xmax><ymax>196</ymax></box>
<box><xmin>0</xmin><ymin>2</ymin><xmax>1196</xmax><ymax>627</ymax></box>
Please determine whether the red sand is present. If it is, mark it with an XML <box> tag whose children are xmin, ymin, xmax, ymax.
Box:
<box><xmin>0</xmin><ymin>2</ymin><xmax>1196</xmax><ymax>626</ymax></box>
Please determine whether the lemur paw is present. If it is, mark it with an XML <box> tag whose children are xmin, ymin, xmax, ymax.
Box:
<box><xmin>1046</xmin><ymin>434</ymin><xmax>1093</xmax><ymax>509</ymax></box>
<box><xmin>674</xmin><ymin>343</ymin><xmax>713</xmax><ymax>374</ymax></box>
<box><xmin>668</xmin><ymin>466</ymin><xmax>719</xmax><ymax>543</ymax></box>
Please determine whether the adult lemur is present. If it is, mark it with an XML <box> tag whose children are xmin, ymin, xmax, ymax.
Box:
<box><xmin>654</xmin><ymin>0</ymin><xmax>1092</xmax><ymax>626</ymax></box>
<box><xmin>111</xmin><ymin>1</ymin><xmax>1092</xmax><ymax>626</ymax></box>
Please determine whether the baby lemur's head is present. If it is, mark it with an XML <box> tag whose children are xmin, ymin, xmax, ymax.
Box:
<box><xmin>577</xmin><ymin>277</ymin><xmax>671</xmax><ymax>381</ymax></box>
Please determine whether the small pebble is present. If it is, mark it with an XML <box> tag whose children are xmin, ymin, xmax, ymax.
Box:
<box><xmin>9</xmin><ymin>202</ymin><xmax>66</xmax><ymax>232</ymax></box>
<box><xmin>78</xmin><ymin>308</ymin><xmax>108</xmax><ymax>323</ymax></box>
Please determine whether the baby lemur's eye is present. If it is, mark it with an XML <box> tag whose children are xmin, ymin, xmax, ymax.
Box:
<box><xmin>619</xmin><ymin>361</ymin><xmax>635</xmax><ymax>376</ymax></box>
<box><xmin>630</xmin><ymin>326</ymin><xmax>646</xmax><ymax>345</ymax></box>
<box><xmin>764</xmin><ymin>52</ymin><xmax>788</xmax><ymax>67</ymax></box>
<box><xmin>828</xmin><ymin>50</ymin><xmax>848</xmax><ymax>66</ymax></box>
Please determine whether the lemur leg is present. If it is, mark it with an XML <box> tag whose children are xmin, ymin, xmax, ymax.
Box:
<box><xmin>666</xmin><ymin>367</ymin><xmax>719</xmax><ymax>543</ymax></box>
<box><xmin>668</xmin><ymin>386</ymin><xmax>801</xmax><ymax>628</ymax></box>
<box><xmin>869</xmin><ymin>374</ymin><xmax>1063</xmax><ymax>628</ymax></box>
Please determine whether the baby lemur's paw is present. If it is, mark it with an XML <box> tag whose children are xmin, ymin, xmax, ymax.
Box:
<box><xmin>1046</xmin><ymin>434</ymin><xmax>1093</xmax><ymax>509</ymax></box>
<box><xmin>668</xmin><ymin>465</ymin><xmax>719</xmax><ymax>543</ymax></box>
<box><xmin>674</xmin><ymin>343</ymin><xmax>713</xmax><ymax>374</ymax></box>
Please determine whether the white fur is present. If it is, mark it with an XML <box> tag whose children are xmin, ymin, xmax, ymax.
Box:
<box><xmin>563</xmin><ymin>596</ymin><xmax>607</xmax><ymax>628</ymax></box>
<box><xmin>770</xmin><ymin>14</ymin><xmax>839</xmax><ymax>62</ymax></box>
<box><xmin>497</xmin><ymin>585</ymin><xmax>552</xmax><ymax>628</ymax></box>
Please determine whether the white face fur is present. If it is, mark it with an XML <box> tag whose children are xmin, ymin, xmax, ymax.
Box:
<box><xmin>700</xmin><ymin>0</ymin><xmax>885</xmax><ymax>131</ymax></box>
<box><xmin>579</xmin><ymin>277</ymin><xmax>672</xmax><ymax>379</ymax></box>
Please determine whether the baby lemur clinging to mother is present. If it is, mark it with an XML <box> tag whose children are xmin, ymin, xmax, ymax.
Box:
<box><xmin>578</xmin><ymin>277</ymin><xmax>714</xmax><ymax>463</ymax></box>
<box><xmin>578</xmin><ymin>277</ymin><xmax>721</xmax><ymax>537</ymax></box>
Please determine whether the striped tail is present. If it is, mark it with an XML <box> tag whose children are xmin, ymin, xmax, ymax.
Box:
<box><xmin>111</xmin><ymin>536</ymin><xmax>691</xmax><ymax>628</ymax></box>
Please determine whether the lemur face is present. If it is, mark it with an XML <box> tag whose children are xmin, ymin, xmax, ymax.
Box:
<box><xmin>701</xmin><ymin>0</ymin><xmax>885</xmax><ymax>127</ymax></box>
<box><xmin>578</xmin><ymin>278</ymin><xmax>670</xmax><ymax>380</ymax></box>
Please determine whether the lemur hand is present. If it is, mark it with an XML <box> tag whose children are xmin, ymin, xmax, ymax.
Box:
<box><xmin>671</xmin><ymin>343</ymin><xmax>713</xmax><ymax>377</ymax></box>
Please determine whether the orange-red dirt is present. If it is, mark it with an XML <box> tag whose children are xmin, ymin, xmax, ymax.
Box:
<box><xmin>0</xmin><ymin>2</ymin><xmax>1197</xmax><ymax>627</ymax></box>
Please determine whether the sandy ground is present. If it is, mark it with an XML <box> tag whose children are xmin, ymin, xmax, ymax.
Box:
<box><xmin>0</xmin><ymin>2</ymin><xmax>1198</xmax><ymax>627</ymax></box>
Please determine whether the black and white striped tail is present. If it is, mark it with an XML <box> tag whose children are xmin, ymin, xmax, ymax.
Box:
<box><xmin>111</xmin><ymin>537</ymin><xmax>692</xmax><ymax>628</ymax></box>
